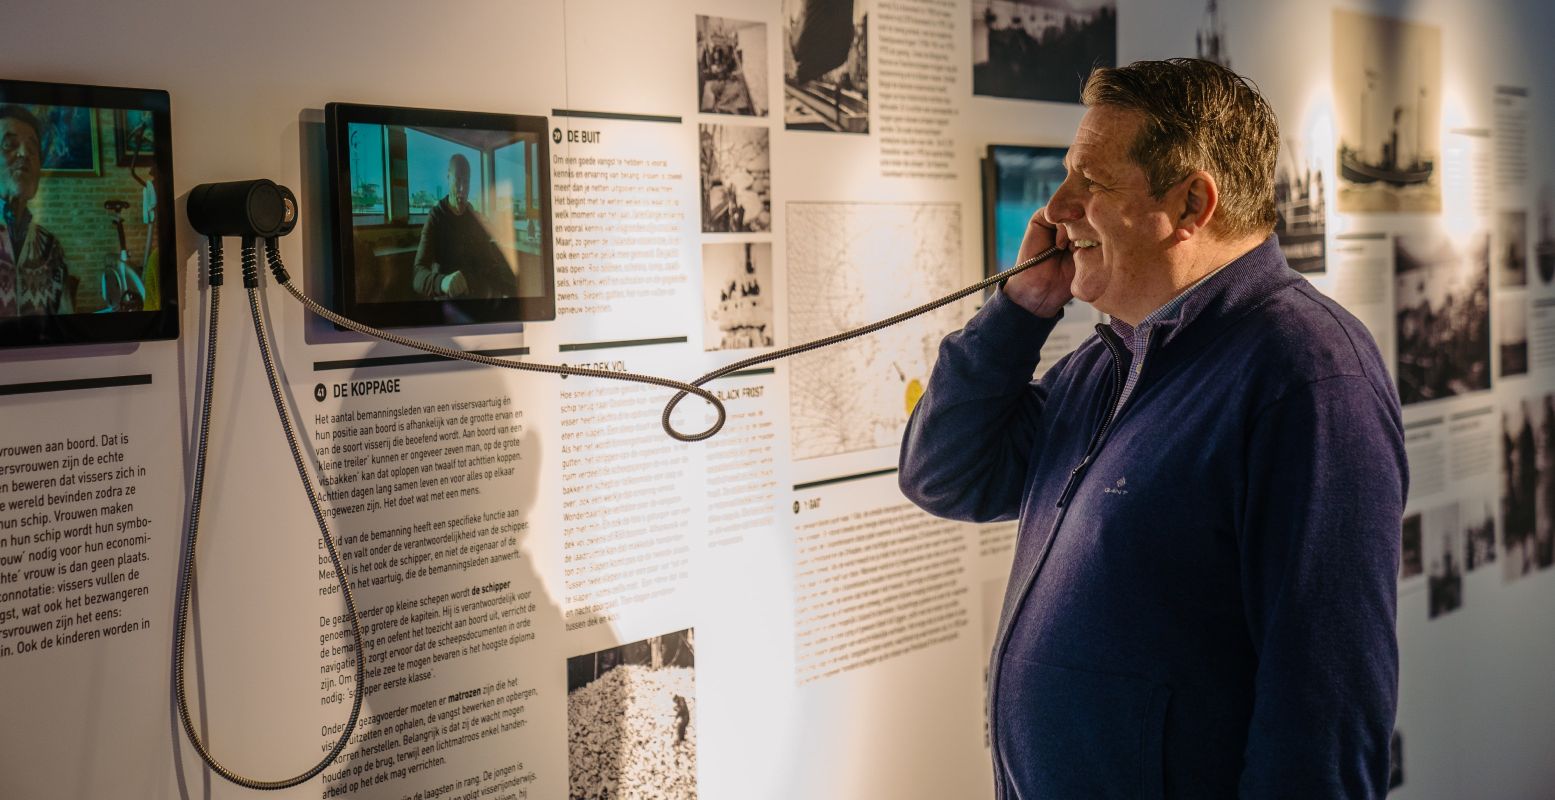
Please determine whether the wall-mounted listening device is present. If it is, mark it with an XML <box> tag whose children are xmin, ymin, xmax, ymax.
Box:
<box><xmin>325</xmin><ymin>102</ymin><xmax>554</xmax><ymax>328</ymax></box>
<box><xmin>0</xmin><ymin>78</ymin><xmax>178</xmax><ymax>348</ymax></box>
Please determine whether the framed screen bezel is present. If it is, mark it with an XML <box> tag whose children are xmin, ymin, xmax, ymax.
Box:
<box><xmin>0</xmin><ymin>79</ymin><xmax>178</xmax><ymax>349</ymax></box>
<box><xmin>325</xmin><ymin>101</ymin><xmax>555</xmax><ymax>329</ymax></box>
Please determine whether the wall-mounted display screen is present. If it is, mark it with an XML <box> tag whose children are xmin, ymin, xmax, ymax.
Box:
<box><xmin>326</xmin><ymin>102</ymin><xmax>554</xmax><ymax>328</ymax></box>
<box><xmin>0</xmin><ymin>79</ymin><xmax>178</xmax><ymax>348</ymax></box>
<box><xmin>981</xmin><ymin>143</ymin><xmax>1066</xmax><ymax>279</ymax></box>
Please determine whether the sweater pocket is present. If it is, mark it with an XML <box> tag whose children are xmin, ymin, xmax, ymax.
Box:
<box><xmin>997</xmin><ymin>658</ymin><xmax>1171</xmax><ymax>800</ymax></box>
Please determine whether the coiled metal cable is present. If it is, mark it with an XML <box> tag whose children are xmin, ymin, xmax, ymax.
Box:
<box><xmin>173</xmin><ymin>238</ymin><xmax>366</xmax><ymax>790</ymax></box>
<box><xmin>266</xmin><ymin>239</ymin><xmax>1062</xmax><ymax>442</ymax></box>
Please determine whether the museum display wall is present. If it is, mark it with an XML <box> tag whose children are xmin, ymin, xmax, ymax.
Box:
<box><xmin>1</xmin><ymin>0</ymin><xmax>1552</xmax><ymax>797</ymax></box>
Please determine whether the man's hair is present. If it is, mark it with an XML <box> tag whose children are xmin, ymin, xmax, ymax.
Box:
<box><xmin>447</xmin><ymin>153</ymin><xmax>470</xmax><ymax>177</ymax></box>
<box><xmin>0</xmin><ymin>105</ymin><xmax>44</xmax><ymax>143</ymax></box>
<box><xmin>1081</xmin><ymin>58</ymin><xmax>1278</xmax><ymax>240</ymax></box>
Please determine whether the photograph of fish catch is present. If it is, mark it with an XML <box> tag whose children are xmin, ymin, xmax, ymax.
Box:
<box><xmin>699</xmin><ymin>124</ymin><xmax>771</xmax><ymax>233</ymax></box>
<box><xmin>972</xmin><ymin>0</ymin><xmax>1117</xmax><ymax>104</ymax></box>
<box><xmin>698</xmin><ymin>16</ymin><xmax>769</xmax><ymax>117</ymax></box>
<box><xmin>1333</xmin><ymin>8</ymin><xmax>1442</xmax><ymax>213</ymax></box>
<box><xmin>568</xmin><ymin>630</ymin><xmax>697</xmax><ymax>800</ymax></box>
<box><xmin>703</xmin><ymin>242</ymin><xmax>774</xmax><ymax>351</ymax></box>
<box><xmin>784</xmin><ymin>0</ymin><xmax>869</xmax><ymax>132</ymax></box>
<box><xmin>1394</xmin><ymin>229</ymin><xmax>1489</xmax><ymax>405</ymax></box>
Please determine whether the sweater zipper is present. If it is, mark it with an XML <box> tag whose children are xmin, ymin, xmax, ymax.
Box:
<box><xmin>1057</xmin><ymin>324</ymin><xmax>1129</xmax><ymax>508</ymax></box>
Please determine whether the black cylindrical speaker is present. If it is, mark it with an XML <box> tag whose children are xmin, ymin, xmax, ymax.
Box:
<box><xmin>187</xmin><ymin>179</ymin><xmax>297</xmax><ymax>238</ymax></box>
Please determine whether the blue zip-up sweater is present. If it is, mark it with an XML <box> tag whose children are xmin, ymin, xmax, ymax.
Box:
<box><xmin>900</xmin><ymin>237</ymin><xmax>1407</xmax><ymax>799</ymax></box>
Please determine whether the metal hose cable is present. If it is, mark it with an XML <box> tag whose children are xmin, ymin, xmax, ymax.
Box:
<box><xmin>658</xmin><ymin>246</ymin><xmax>1063</xmax><ymax>439</ymax></box>
<box><xmin>172</xmin><ymin>239</ymin><xmax>366</xmax><ymax>790</ymax></box>
<box><xmin>266</xmin><ymin>239</ymin><xmax>1062</xmax><ymax>442</ymax></box>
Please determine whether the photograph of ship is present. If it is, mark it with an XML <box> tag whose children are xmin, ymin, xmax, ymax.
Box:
<box><xmin>698</xmin><ymin>16</ymin><xmax>769</xmax><ymax>117</ymax></box>
<box><xmin>1538</xmin><ymin>183</ymin><xmax>1555</xmax><ymax>284</ymax></box>
<box><xmin>1195</xmin><ymin>0</ymin><xmax>1230</xmax><ymax>68</ymax></box>
<box><xmin>1501</xmin><ymin>393</ymin><xmax>1555</xmax><ymax>582</ymax></box>
<box><xmin>1495</xmin><ymin>210</ymin><xmax>1528</xmax><ymax>287</ymax></box>
<box><xmin>1463</xmin><ymin>499</ymin><xmax>1496</xmax><ymax>573</ymax></box>
<box><xmin>703</xmin><ymin>242</ymin><xmax>774</xmax><ymax>351</ymax></box>
<box><xmin>1394</xmin><ymin>229</ymin><xmax>1490</xmax><ymax>405</ymax></box>
<box><xmin>1499</xmin><ymin>295</ymin><xmax>1527</xmax><ymax>377</ymax></box>
<box><xmin>972</xmin><ymin>0</ymin><xmax>1116</xmax><ymax>104</ymax></box>
<box><xmin>1334</xmin><ymin>9</ymin><xmax>1441</xmax><ymax>213</ymax></box>
<box><xmin>1423</xmin><ymin>501</ymin><xmax>1463</xmax><ymax>619</ymax></box>
<box><xmin>784</xmin><ymin>0</ymin><xmax>868</xmax><ymax>133</ymax></box>
<box><xmin>1273</xmin><ymin>139</ymin><xmax>1325</xmax><ymax>274</ymax></box>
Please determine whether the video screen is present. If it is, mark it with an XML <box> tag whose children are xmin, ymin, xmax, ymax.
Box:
<box><xmin>983</xmin><ymin>144</ymin><xmax>1066</xmax><ymax>278</ymax></box>
<box><xmin>0</xmin><ymin>79</ymin><xmax>177</xmax><ymax>348</ymax></box>
<box><xmin>327</xmin><ymin>103</ymin><xmax>554</xmax><ymax>328</ymax></box>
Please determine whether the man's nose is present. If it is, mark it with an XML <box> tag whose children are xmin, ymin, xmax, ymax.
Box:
<box><xmin>1046</xmin><ymin>177</ymin><xmax>1084</xmax><ymax>223</ymax></box>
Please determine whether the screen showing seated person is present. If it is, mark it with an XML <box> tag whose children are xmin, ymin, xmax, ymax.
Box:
<box><xmin>328</xmin><ymin>103</ymin><xmax>554</xmax><ymax>328</ymax></box>
<box><xmin>0</xmin><ymin>79</ymin><xmax>178</xmax><ymax>348</ymax></box>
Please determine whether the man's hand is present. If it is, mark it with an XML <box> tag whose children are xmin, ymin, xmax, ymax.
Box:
<box><xmin>1003</xmin><ymin>207</ymin><xmax>1075</xmax><ymax>318</ymax></box>
<box><xmin>439</xmin><ymin>270</ymin><xmax>469</xmax><ymax>297</ymax></box>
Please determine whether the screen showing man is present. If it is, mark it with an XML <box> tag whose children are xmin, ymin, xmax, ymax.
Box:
<box><xmin>413</xmin><ymin>153</ymin><xmax>513</xmax><ymax>299</ymax></box>
<box><xmin>1</xmin><ymin>105</ymin><xmax>73</xmax><ymax>316</ymax></box>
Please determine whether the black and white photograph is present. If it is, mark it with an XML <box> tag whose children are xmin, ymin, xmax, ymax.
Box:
<box><xmin>1502</xmin><ymin>394</ymin><xmax>1555</xmax><ymax>582</ymax></box>
<box><xmin>1333</xmin><ymin>8</ymin><xmax>1442</xmax><ymax>213</ymax></box>
<box><xmin>972</xmin><ymin>0</ymin><xmax>1116</xmax><ymax>103</ymax></box>
<box><xmin>783</xmin><ymin>0</ymin><xmax>868</xmax><ymax>132</ymax></box>
<box><xmin>1498</xmin><ymin>295</ymin><xmax>1527</xmax><ymax>377</ymax></box>
<box><xmin>700</xmin><ymin>124</ymin><xmax>771</xmax><ymax>233</ymax></box>
<box><xmin>568</xmin><ymin>629</ymin><xmax>697</xmax><ymax>800</ymax></box>
<box><xmin>1195</xmin><ymin>0</ymin><xmax>1230</xmax><ymax>68</ymax></box>
<box><xmin>1423</xmin><ymin>502</ymin><xmax>1463</xmax><ymax>619</ymax></box>
<box><xmin>1495</xmin><ymin>210</ymin><xmax>1528</xmax><ymax>287</ymax></box>
<box><xmin>697</xmin><ymin>15</ymin><xmax>769</xmax><ymax>117</ymax></box>
<box><xmin>1400</xmin><ymin>511</ymin><xmax>1423</xmax><ymax>580</ymax></box>
<box><xmin>703</xmin><ymin>242</ymin><xmax>774</xmax><ymax>351</ymax></box>
<box><xmin>1463</xmin><ymin>499</ymin><xmax>1497</xmax><ymax>572</ymax></box>
<box><xmin>1537</xmin><ymin>183</ymin><xmax>1555</xmax><ymax>285</ymax></box>
<box><xmin>1273</xmin><ymin>138</ymin><xmax>1326</xmax><ymax>274</ymax></box>
<box><xmin>1395</xmin><ymin>229</ymin><xmax>1490</xmax><ymax>405</ymax></box>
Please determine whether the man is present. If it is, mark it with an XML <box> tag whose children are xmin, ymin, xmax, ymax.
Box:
<box><xmin>0</xmin><ymin>105</ymin><xmax>73</xmax><ymax>316</ymax></box>
<box><xmin>412</xmin><ymin>153</ymin><xmax>514</xmax><ymax>300</ymax></box>
<box><xmin>900</xmin><ymin>59</ymin><xmax>1406</xmax><ymax>797</ymax></box>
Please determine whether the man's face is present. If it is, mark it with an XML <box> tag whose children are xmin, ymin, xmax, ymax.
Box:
<box><xmin>1046</xmin><ymin>106</ymin><xmax>1181</xmax><ymax>316</ymax></box>
<box><xmin>0</xmin><ymin>117</ymin><xmax>42</xmax><ymax>206</ymax></box>
<box><xmin>447</xmin><ymin>166</ymin><xmax>470</xmax><ymax>213</ymax></box>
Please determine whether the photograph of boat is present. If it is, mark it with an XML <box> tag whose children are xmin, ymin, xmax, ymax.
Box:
<box><xmin>1496</xmin><ymin>210</ymin><xmax>1528</xmax><ymax>288</ymax></box>
<box><xmin>1273</xmin><ymin>138</ymin><xmax>1325</xmax><ymax>274</ymax></box>
<box><xmin>971</xmin><ymin>0</ymin><xmax>1116</xmax><ymax>104</ymax></box>
<box><xmin>1537</xmin><ymin>184</ymin><xmax>1555</xmax><ymax>284</ymax></box>
<box><xmin>1195</xmin><ymin>0</ymin><xmax>1230</xmax><ymax>68</ymax></box>
<box><xmin>784</xmin><ymin>0</ymin><xmax>869</xmax><ymax>133</ymax></box>
<box><xmin>1334</xmin><ymin>9</ymin><xmax>1441</xmax><ymax>213</ymax></box>
<box><xmin>1395</xmin><ymin>228</ymin><xmax>1490</xmax><ymax>406</ymax></box>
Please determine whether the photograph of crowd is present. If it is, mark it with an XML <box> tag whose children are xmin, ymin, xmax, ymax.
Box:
<box><xmin>972</xmin><ymin>0</ymin><xmax>1116</xmax><ymax>103</ymax></box>
<box><xmin>1394</xmin><ymin>229</ymin><xmax>1490</xmax><ymax>405</ymax></box>
<box><xmin>1502</xmin><ymin>394</ymin><xmax>1555</xmax><ymax>582</ymax></box>
<box><xmin>697</xmin><ymin>16</ymin><xmax>769</xmax><ymax>117</ymax></box>
<box><xmin>703</xmin><ymin>242</ymin><xmax>774</xmax><ymax>351</ymax></box>
<box><xmin>783</xmin><ymin>0</ymin><xmax>869</xmax><ymax>133</ymax></box>
<box><xmin>568</xmin><ymin>629</ymin><xmax>697</xmax><ymax>800</ymax></box>
<box><xmin>699</xmin><ymin>124</ymin><xmax>771</xmax><ymax>233</ymax></box>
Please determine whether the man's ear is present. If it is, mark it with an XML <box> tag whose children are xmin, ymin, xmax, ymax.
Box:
<box><xmin>1173</xmin><ymin>170</ymin><xmax>1218</xmax><ymax>242</ymax></box>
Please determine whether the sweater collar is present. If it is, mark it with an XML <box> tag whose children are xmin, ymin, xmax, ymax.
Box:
<box><xmin>1130</xmin><ymin>235</ymin><xmax>1301</xmax><ymax>353</ymax></box>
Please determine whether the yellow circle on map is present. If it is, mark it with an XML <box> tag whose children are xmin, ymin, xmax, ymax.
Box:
<box><xmin>905</xmin><ymin>379</ymin><xmax>925</xmax><ymax>415</ymax></box>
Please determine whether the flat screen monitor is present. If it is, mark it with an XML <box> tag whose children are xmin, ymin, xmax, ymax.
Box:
<box><xmin>0</xmin><ymin>79</ymin><xmax>177</xmax><ymax>348</ymax></box>
<box><xmin>326</xmin><ymin>102</ymin><xmax>555</xmax><ymax>328</ymax></box>
<box><xmin>982</xmin><ymin>144</ymin><xmax>1066</xmax><ymax>279</ymax></box>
